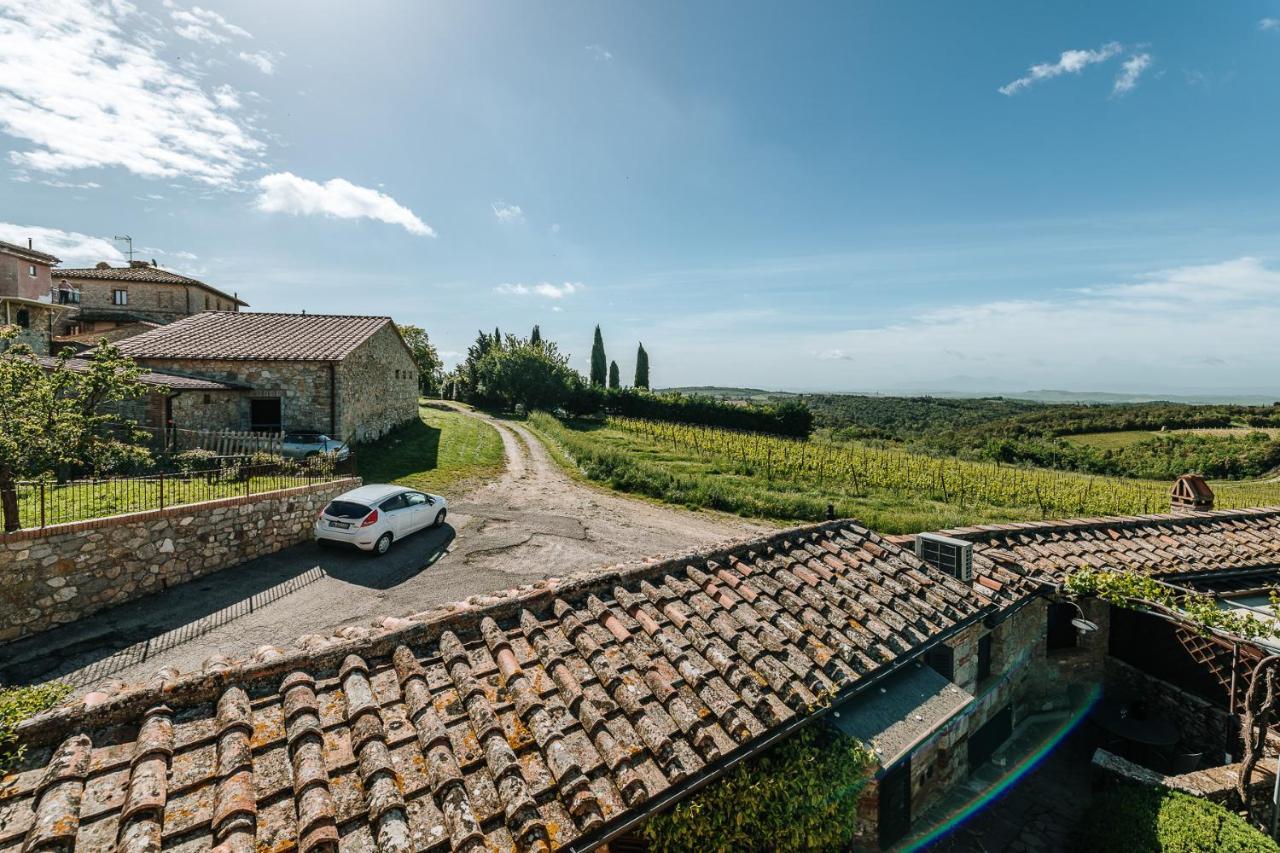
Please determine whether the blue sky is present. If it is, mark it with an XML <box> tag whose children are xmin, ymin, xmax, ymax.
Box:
<box><xmin>3</xmin><ymin>1</ymin><xmax>1280</xmax><ymax>393</ymax></box>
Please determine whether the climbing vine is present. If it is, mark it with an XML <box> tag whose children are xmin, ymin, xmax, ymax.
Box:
<box><xmin>1064</xmin><ymin>568</ymin><xmax>1280</xmax><ymax>642</ymax></box>
<box><xmin>640</xmin><ymin>726</ymin><xmax>876</xmax><ymax>853</ymax></box>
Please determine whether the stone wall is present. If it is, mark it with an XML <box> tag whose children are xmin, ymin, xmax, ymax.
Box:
<box><xmin>0</xmin><ymin>477</ymin><xmax>358</xmax><ymax>644</ymax></box>
<box><xmin>71</xmin><ymin>276</ymin><xmax>239</xmax><ymax>325</ymax></box>
<box><xmin>168</xmin><ymin>388</ymin><xmax>252</xmax><ymax>431</ymax></box>
<box><xmin>136</xmin><ymin>358</ymin><xmax>334</xmax><ymax>435</ymax></box>
<box><xmin>336</xmin><ymin>324</ymin><xmax>419</xmax><ymax>442</ymax></box>
<box><xmin>1105</xmin><ymin>657</ymin><xmax>1240</xmax><ymax>760</ymax></box>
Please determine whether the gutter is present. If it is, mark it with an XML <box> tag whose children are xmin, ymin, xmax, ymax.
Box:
<box><xmin>329</xmin><ymin>362</ymin><xmax>337</xmax><ymax>436</ymax></box>
<box><xmin>563</xmin><ymin>603</ymin><xmax>998</xmax><ymax>853</ymax></box>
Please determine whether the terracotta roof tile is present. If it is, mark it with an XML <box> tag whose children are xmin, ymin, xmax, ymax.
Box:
<box><xmin>0</xmin><ymin>521</ymin><xmax>995</xmax><ymax>852</ymax></box>
<box><xmin>939</xmin><ymin>506</ymin><xmax>1280</xmax><ymax>583</ymax></box>
<box><xmin>0</xmin><ymin>239</ymin><xmax>59</xmax><ymax>265</ymax></box>
<box><xmin>114</xmin><ymin>311</ymin><xmax>396</xmax><ymax>361</ymax></box>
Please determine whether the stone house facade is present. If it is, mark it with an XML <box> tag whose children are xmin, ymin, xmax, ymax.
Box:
<box><xmin>115</xmin><ymin>312</ymin><xmax>419</xmax><ymax>441</ymax></box>
<box><xmin>53</xmin><ymin>260</ymin><xmax>247</xmax><ymax>340</ymax></box>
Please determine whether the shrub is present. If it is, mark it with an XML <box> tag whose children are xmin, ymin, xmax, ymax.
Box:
<box><xmin>1075</xmin><ymin>783</ymin><xmax>1280</xmax><ymax>853</ymax></box>
<box><xmin>1</xmin><ymin>683</ymin><xmax>72</xmax><ymax>772</ymax></box>
<box><xmin>641</xmin><ymin>726</ymin><xmax>875</xmax><ymax>853</ymax></box>
<box><xmin>173</xmin><ymin>448</ymin><xmax>218</xmax><ymax>472</ymax></box>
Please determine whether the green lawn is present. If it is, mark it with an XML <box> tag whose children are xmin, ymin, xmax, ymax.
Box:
<box><xmin>1068</xmin><ymin>427</ymin><xmax>1280</xmax><ymax>450</ymax></box>
<box><xmin>354</xmin><ymin>401</ymin><xmax>505</xmax><ymax>495</ymax></box>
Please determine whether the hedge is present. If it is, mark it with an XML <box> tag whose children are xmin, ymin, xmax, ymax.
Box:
<box><xmin>1075</xmin><ymin>783</ymin><xmax>1280</xmax><ymax>853</ymax></box>
<box><xmin>640</xmin><ymin>726</ymin><xmax>876</xmax><ymax>853</ymax></box>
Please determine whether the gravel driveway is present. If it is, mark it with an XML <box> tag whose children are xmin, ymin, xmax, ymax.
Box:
<box><xmin>3</xmin><ymin>410</ymin><xmax>768</xmax><ymax>691</ymax></box>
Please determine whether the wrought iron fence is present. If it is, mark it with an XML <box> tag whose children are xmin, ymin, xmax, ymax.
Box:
<box><xmin>3</xmin><ymin>453</ymin><xmax>356</xmax><ymax>532</ymax></box>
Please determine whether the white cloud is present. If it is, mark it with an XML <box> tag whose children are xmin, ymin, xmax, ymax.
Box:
<box><xmin>586</xmin><ymin>44</ymin><xmax>613</xmax><ymax>61</ymax></box>
<box><xmin>804</xmin><ymin>257</ymin><xmax>1280</xmax><ymax>390</ymax></box>
<box><xmin>165</xmin><ymin>2</ymin><xmax>250</xmax><ymax>44</ymax></box>
<box><xmin>495</xmin><ymin>281</ymin><xmax>583</xmax><ymax>299</ymax></box>
<box><xmin>550</xmin><ymin>223</ymin><xmax>561</xmax><ymax>234</ymax></box>
<box><xmin>212</xmin><ymin>84</ymin><xmax>241</xmax><ymax>110</ymax></box>
<box><xmin>238</xmin><ymin>50</ymin><xmax>278</xmax><ymax>74</ymax></box>
<box><xmin>254</xmin><ymin>172</ymin><xmax>436</xmax><ymax>237</ymax></box>
<box><xmin>492</xmin><ymin>202</ymin><xmax>525</xmax><ymax>224</ymax></box>
<box><xmin>999</xmin><ymin>42</ymin><xmax>1123</xmax><ymax>95</ymax></box>
<box><xmin>0</xmin><ymin>0</ymin><xmax>265</xmax><ymax>185</ymax></box>
<box><xmin>0</xmin><ymin>222</ymin><xmax>124</xmax><ymax>266</ymax></box>
<box><xmin>1261</xmin><ymin>18</ymin><xmax>1280</xmax><ymax>31</ymax></box>
<box><xmin>1113</xmin><ymin>53</ymin><xmax>1152</xmax><ymax>95</ymax></box>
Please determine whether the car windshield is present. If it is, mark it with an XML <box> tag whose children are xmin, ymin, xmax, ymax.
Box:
<box><xmin>324</xmin><ymin>500</ymin><xmax>371</xmax><ymax>519</ymax></box>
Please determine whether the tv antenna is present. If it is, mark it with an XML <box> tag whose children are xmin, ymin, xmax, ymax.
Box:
<box><xmin>113</xmin><ymin>234</ymin><xmax>133</xmax><ymax>262</ymax></box>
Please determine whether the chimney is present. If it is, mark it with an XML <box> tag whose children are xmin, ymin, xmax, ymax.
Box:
<box><xmin>27</xmin><ymin>238</ymin><xmax>32</xmax><ymax>249</ymax></box>
<box><xmin>1171</xmin><ymin>474</ymin><xmax>1214</xmax><ymax>513</ymax></box>
<box><xmin>95</xmin><ymin>261</ymin><xmax>111</xmax><ymax>269</ymax></box>
<box><xmin>129</xmin><ymin>260</ymin><xmax>149</xmax><ymax>268</ymax></box>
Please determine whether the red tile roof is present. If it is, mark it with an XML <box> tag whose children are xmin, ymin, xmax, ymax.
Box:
<box><xmin>55</xmin><ymin>264</ymin><xmax>247</xmax><ymax>306</ymax></box>
<box><xmin>33</xmin><ymin>356</ymin><xmax>249</xmax><ymax>391</ymax></box>
<box><xmin>114</xmin><ymin>312</ymin><xmax>395</xmax><ymax>361</ymax></box>
<box><xmin>1</xmin><ymin>521</ymin><xmax>995</xmax><ymax>852</ymax></box>
<box><xmin>937</xmin><ymin>506</ymin><xmax>1280</xmax><ymax>582</ymax></box>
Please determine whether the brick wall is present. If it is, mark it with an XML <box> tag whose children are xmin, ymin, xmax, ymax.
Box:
<box><xmin>0</xmin><ymin>477</ymin><xmax>358</xmax><ymax>644</ymax></box>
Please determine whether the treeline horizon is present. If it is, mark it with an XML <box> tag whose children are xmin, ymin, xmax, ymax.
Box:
<box><xmin>438</xmin><ymin>325</ymin><xmax>813</xmax><ymax>437</ymax></box>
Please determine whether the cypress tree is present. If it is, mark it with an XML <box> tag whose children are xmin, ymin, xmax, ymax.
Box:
<box><xmin>493</xmin><ymin>327</ymin><xmax>502</xmax><ymax>347</ymax></box>
<box><xmin>608</xmin><ymin>360</ymin><xmax>620</xmax><ymax>389</ymax></box>
<box><xmin>590</xmin><ymin>325</ymin><xmax>607</xmax><ymax>387</ymax></box>
<box><xmin>530</xmin><ymin>325</ymin><xmax>542</xmax><ymax>346</ymax></box>
<box><xmin>634</xmin><ymin>342</ymin><xmax>650</xmax><ymax>389</ymax></box>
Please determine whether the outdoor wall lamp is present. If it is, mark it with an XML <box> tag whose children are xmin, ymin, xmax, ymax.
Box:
<box><xmin>1068</xmin><ymin>601</ymin><xmax>1100</xmax><ymax>635</ymax></box>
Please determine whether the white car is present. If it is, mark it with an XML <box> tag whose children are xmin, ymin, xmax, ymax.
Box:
<box><xmin>314</xmin><ymin>484</ymin><xmax>448</xmax><ymax>555</ymax></box>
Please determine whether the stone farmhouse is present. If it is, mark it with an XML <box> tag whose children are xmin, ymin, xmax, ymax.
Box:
<box><xmin>112</xmin><ymin>311</ymin><xmax>420</xmax><ymax>442</ymax></box>
<box><xmin>8</xmin><ymin>479</ymin><xmax>1280</xmax><ymax>851</ymax></box>
<box><xmin>53</xmin><ymin>259</ymin><xmax>247</xmax><ymax>344</ymax></box>
<box><xmin>0</xmin><ymin>239</ymin><xmax>73</xmax><ymax>355</ymax></box>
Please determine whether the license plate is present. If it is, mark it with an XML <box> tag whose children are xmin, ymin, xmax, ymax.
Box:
<box><xmin>328</xmin><ymin>520</ymin><xmax>350</xmax><ymax>529</ymax></box>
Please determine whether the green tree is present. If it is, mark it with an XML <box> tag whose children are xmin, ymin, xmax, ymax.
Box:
<box><xmin>474</xmin><ymin>336</ymin><xmax>577</xmax><ymax>411</ymax></box>
<box><xmin>493</xmin><ymin>327</ymin><xmax>502</xmax><ymax>348</ymax></box>
<box><xmin>0</xmin><ymin>332</ymin><xmax>151</xmax><ymax>531</ymax></box>
<box><xmin>634</xmin><ymin>342</ymin><xmax>650</xmax><ymax>389</ymax></box>
<box><xmin>530</xmin><ymin>325</ymin><xmax>542</xmax><ymax>347</ymax></box>
<box><xmin>608</xmin><ymin>360</ymin><xmax>620</xmax><ymax>389</ymax></box>
<box><xmin>395</xmin><ymin>323</ymin><xmax>442</xmax><ymax>396</ymax></box>
<box><xmin>590</xmin><ymin>325</ymin><xmax>607</xmax><ymax>387</ymax></box>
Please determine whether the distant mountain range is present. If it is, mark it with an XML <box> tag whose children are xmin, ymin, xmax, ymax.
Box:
<box><xmin>660</xmin><ymin>386</ymin><xmax>1280</xmax><ymax>406</ymax></box>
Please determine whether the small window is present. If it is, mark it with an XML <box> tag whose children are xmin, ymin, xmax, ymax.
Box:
<box><xmin>15</xmin><ymin>309</ymin><xmax>30</xmax><ymax>329</ymax></box>
<box><xmin>203</xmin><ymin>393</ymin><xmax>212</xmax><ymax>404</ymax></box>
<box><xmin>977</xmin><ymin>633</ymin><xmax>993</xmax><ymax>682</ymax></box>
<box><xmin>205</xmin><ymin>295</ymin><xmax>210</xmax><ymax>309</ymax></box>
<box><xmin>27</xmin><ymin>264</ymin><xmax>37</xmax><ymax>277</ymax></box>
<box><xmin>113</xmin><ymin>289</ymin><xmax>128</xmax><ymax>305</ymax></box>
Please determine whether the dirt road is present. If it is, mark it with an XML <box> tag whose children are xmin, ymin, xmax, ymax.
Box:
<box><xmin>5</xmin><ymin>411</ymin><xmax>768</xmax><ymax>691</ymax></box>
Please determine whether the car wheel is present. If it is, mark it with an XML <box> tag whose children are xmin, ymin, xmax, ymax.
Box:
<box><xmin>373</xmin><ymin>532</ymin><xmax>393</xmax><ymax>556</ymax></box>
<box><xmin>432</xmin><ymin>509</ymin><xmax>447</xmax><ymax>528</ymax></box>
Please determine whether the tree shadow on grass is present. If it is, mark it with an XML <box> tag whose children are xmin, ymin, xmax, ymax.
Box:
<box><xmin>355</xmin><ymin>417</ymin><xmax>441</xmax><ymax>483</ymax></box>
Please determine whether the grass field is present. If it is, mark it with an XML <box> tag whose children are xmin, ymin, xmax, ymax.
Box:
<box><xmin>528</xmin><ymin>413</ymin><xmax>1280</xmax><ymax>534</ymax></box>
<box><xmin>1067</xmin><ymin>427</ymin><xmax>1280</xmax><ymax>450</ymax></box>
<box><xmin>356</xmin><ymin>402</ymin><xmax>505</xmax><ymax>495</ymax></box>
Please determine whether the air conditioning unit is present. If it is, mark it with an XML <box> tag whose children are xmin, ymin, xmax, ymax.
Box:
<box><xmin>915</xmin><ymin>532</ymin><xmax>974</xmax><ymax>584</ymax></box>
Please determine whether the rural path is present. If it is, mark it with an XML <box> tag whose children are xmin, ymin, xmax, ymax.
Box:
<box><xmin>4</xmin><ymin>409</ymin><xmax>769</xmax><ymax>692</ymax></box>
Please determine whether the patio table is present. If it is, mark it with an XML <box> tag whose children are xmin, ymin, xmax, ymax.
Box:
<box><xmin>1092</xmin><ymin>698</ymin><xmax>1179</xmax><ymax>748</ymax></box>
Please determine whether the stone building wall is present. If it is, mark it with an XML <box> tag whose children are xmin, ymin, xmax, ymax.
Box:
<box><xmin>168</xmin><ymin>388</ymin><xmax>252</xmax><ymax>431</ymax></box>
<box><xmin>0</xmin><ymin>477</ymin><xmax>358</xmax><ymax>643</ymax></box>
<box><xmin>135</xmin><ymin>358</ymin><xmax>334</xmax><ymax>434</ymax></box>
<box><xmin>336</xmin><ymin>324</ymin><xmax>419</xmax><ymax>441</ymax></box>
<box><xmin>70</xmin><ymin>277</ymin><xmax>239</xmax><ymax>325</ymax></box>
